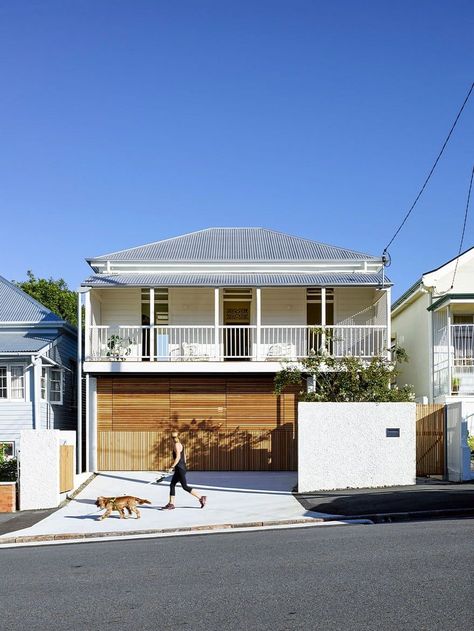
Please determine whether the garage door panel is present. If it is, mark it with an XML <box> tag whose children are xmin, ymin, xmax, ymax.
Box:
<box><xmin>97</xmin><ymin>375</ymin><xmax>297</xmax><ymax>470</ymax></box>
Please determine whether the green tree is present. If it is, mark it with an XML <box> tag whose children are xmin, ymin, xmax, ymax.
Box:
<box><xmin>16</xmin><ymin>271</ymin><xmax>78</xmax><ymax>327</ymax></box>
<box><xmin>274</xmin><ymin>330</ymin><xmax>414</xmax><ymax>402</ymax></box>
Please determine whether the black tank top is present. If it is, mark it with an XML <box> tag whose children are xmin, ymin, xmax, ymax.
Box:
<box><xmin>173</xmin><ymin>444</ymin><xmax>187</xmax><ymax>471</ymax></box>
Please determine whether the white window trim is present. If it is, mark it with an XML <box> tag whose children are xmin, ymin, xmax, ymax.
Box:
<box><xmin>0</xmin><ymin>441</ymin><xmax>15</xmax><ymax>459</ymax></box>
<box><xmin>0</xmin><ymin>364</ymin><xmax>26</xmax><ymax>402</ymax></box>
<box><xmin>41</xmin><ymin>366</ymin><xmax>64</xmax><ymax>405</ymax></box>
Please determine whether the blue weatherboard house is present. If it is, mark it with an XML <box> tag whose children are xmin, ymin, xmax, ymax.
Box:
<box><xmin>0</xmin><ymin>276</ymin><xmax>77</xmax><ymax>457</ymax></box>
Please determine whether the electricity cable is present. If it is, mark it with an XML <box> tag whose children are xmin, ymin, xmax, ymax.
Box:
<box><xmin>450</xmin><ymin>164</ymin><xmax>474</xmax><ymax>289</ymax></box>
<box><xmin>383</xmin><ymin>81</ymin><xmax>474</xmax><ymax>263</ymax></box>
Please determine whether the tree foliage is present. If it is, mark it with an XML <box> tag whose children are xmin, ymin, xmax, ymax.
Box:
<box><xmin>274</xmin><ymin>333</ymin><xmax>414</xmax><ymax>402</ymax></box>
<box><xmin>15</xmin><ymin>271</ymin><xmax>78</xmax><ymax>327</ymax></box>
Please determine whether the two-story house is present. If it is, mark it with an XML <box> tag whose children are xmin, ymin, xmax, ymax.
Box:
<box><xmin>0</xmin><ymin>276</ymin><xmax>77</xmax><ymax>458</ymax></box>
<box><xmin>80</xmin><ymin>227</ymin><xmax>391</xmax><ymax>472</ymax></box>
<box><xmin>392</xmin><ymin>247</ymin><xmax>474</xmax><ymax>402</ymax></box>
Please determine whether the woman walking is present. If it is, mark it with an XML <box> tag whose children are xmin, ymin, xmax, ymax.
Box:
<box><xmin>162</xmin><ymin>431</ymin><xmax>207</xmax><ymax>510</ymax></box>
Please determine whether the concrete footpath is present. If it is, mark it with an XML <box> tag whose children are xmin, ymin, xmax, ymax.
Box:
<box><xmin>0</xmin><ymin>472</ymin><xmax>363</xmax><ymax>547</ymax></box>
<box><xmin>296</xmin><ymin>480</ymin><xmax>474</xmax><ymax>522</ymax></box>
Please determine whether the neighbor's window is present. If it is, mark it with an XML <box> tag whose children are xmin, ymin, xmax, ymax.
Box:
<box><xmin>0</xmin><ymin>367</ymin><xmax>7</xmax><ymax>399</ymax></box>
<box><xmin>0</xmin><ymin>365</ymin><xmax>25</xmax><ymax>400</ymax></box>
<box><xmin>41</xmin><ymin>367</ymin><xmax>47</xmax><ymax>400</ymax></box>
<box><xmin>40</xmin><ymin>367</ymin><xmax>64</xmax><ymax>404</ymax></box>
<box><xmin>10</xmin><ymin>366</ymin><xmax>25</xmax><ymax>400</ymax></box>
<box><xmin>49</xmin><ymin>369</ymin><xmax>63</xmax><ymax>404</ymax></box>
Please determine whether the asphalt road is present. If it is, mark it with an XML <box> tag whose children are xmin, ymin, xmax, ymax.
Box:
<box><xmin>1</xmin><ymin>519</ymin><xmax>473</xmax><ymax>630</ymax></box>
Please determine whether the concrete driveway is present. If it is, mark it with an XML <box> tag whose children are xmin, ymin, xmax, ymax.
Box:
<box><xmin>1</xmin><ymin>471</ymin><xmax>336</xmax><ymax>540</ymax></box>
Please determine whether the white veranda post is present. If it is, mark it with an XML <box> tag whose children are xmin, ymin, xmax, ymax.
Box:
<box><xmin>214</xmin><ymin>287</ymin><xmax>220</xmax><ymax>360</ymax></box>
<box><xmin>256</xmin><ymin>287</ymin><xmax>262</xmax><ymax>360</ymax></box>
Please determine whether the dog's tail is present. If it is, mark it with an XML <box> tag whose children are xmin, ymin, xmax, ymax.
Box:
<box><xmin>135</xmin><ymin>498</ymin><xmax>152</xmax><ymax>505</ymax></box>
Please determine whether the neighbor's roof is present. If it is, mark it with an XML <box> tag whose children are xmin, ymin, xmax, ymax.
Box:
<box><xmin>0</xmin><ymin>276</ymin><xmax>63</xmax><ymax>324</ymax></box>
<box><xmin>83</xmin><ymin>272</ymin><xmax>390</xmax><ymax>288</ymax></box>
<box><xmin>88</xmin><ymin>228</ymin><xmax>381</xmax><ymax>264</ymax></box>
<box><xmin>0</xmin><ymin>331</ymin><xmax>57</xmax><ymax>353</ymax></box>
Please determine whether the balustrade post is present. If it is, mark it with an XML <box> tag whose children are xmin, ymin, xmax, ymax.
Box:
<box><xmin>256</xmin><ymin>287</ymin><xmax>262</xmax><ymax>360</ymax></box>
<box><xmin>214</xmin><ymin>288</ymin><xmax>220</xmax><ymax>360</ymax></box>
<box><xmin>385</xmin><ymin>287</ymin><xmax>391</xmax><ymax>359</ymax></box>
<box><xmin>320</xmin><ymin>287</ymin><xmax>326</xmax><ymax>352</ymax></box>
<box><xmin>447</xmin><ymin>307</ymin><xmax>453</xmax><ymax>395</ymax></box>
<box><xmin>84</xmin><ymin>289</ymin><xmax>91</xmax><ymax>360</ymax></box>
<box><xmin>149</xmin><ymin>288</ymin><xmax>155</xmax><ymax>360</ymax></box>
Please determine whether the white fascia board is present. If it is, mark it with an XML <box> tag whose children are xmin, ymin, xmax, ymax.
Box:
<box><xmin>431</xmin><ymin>298</ymin><xmax>474</xmax><ymax>312</ymax></box>
<box><xmin>391</xmin><ymin>284</ymin><xmax>426</xmax><ymax>318</ymax></box>
<box><xmin>82</xmin><ymin>361</ymin><xmax>295</xmax><ymax>374</ymax></box>
<box><xmin>89</xmin><ymin>261</ymin><xmax>383</xmax><ymax>275</ymax></box>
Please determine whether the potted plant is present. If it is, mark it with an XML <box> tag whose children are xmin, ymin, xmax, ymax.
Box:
<box><xmin>451</xmin><ymin>376</ymin><xmax>460</xmax><ymax>394</ymax></box>
<box><xmin>0</xmin><ymin>443</ymin><xmax>17</xmax><ymax>512</ymax></box>
<box><xmin>106</xmin><ymin>334</ymin><xmax>132</xmax><ymax>360</ymax></box>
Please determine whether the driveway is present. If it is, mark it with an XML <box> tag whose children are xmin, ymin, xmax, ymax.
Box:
<box><xmin>1</xmin><ymin>471</ymin><xmax>335</xmax><ymax>539</ymax></box>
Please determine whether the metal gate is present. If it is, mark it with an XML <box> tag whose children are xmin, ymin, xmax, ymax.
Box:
<box><xmin>416</xmin><ymin>404</ymin><xmax>446</xmax><ymax>476</ymax></box>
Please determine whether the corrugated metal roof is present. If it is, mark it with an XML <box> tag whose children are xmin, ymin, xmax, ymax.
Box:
<box><xmin>83</xmin><ymin>272</ymin><xmax>391</xmax><ymax>287</ymax></box>
<box><xmin>0</xmin><ymin>331</ymin><xmax>57</xmax><ymax>353</ymax></box>
<box><xmin>90</xmin><ymin>228</ymin><xmax>380</xmax><ymax>263</ymax></box>
<box><xmin>0</xmin><ymin>276</ymin><xmax>63</xmax><ymax>323</ymax></box>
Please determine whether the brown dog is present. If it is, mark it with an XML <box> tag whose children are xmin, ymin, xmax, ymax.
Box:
<box><xmin>95</xmin><ymin>496</ymin><xmax>151</xmax><ymax>520</ymax></box>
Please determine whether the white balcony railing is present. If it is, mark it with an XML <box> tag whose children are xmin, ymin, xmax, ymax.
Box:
<box><xmin>451</xmin><ymin>324</ymin><xmax>474</xmax><ymax>395</ymax></box>
<box><xmin>87</xmin><ymin>324</ymin><xmax>388</xmax><ymax>362</ymax></box>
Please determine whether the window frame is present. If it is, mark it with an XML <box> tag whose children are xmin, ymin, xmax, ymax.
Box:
<box><xmin>0</xmin><ymin>441</ymin><xmax>15</xmax><ymax>459</ymax></box>
<box><xmin>40</xmin><ymin>366</ymin><xmax>64</xmax><ymax>405</ymax></box>
<box><xmin>0</xmin><ymin>364</ymin><xmax>26</xmax><ymax>402</ymax></box>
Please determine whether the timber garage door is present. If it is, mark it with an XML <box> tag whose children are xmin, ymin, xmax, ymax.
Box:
<box><xmin>97</xmin><ymin>375</ymin><xmax>297</xmax><ymax>471</ymax></box>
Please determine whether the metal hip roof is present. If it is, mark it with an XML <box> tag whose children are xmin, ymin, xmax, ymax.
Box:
<box><xmin>82</xmin><ymin>272</ymin><xmax>390</xmax><ymax>287</ymax></box>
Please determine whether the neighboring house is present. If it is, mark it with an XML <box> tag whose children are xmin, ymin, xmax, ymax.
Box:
<box><xmin>0</xmin><ymin>276</ymin><xmax>77</xmax><ymax>457</ymax></box>
<box><xmin>392</xmin><ymin>247</ymin><xmax>474</xmax><ymax>402</ymax></box>
<box><xmin>80</xmin><ymin>227</ymin><xmax>391</xmax><ymax>472</ymax></box>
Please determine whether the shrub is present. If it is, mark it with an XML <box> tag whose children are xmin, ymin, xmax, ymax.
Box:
<box><xmin>0</xmin><ymin>443</ymin><xmax>18</xmax><ymax>482</ymax></box>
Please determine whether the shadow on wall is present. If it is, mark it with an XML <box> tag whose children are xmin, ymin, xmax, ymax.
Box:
<box><xmin>151</xmin><ymin>418</ymin><xmax>297</xmax><ymax>472</ymax></box>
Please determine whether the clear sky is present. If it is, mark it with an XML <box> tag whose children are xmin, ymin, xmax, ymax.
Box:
<box><xmin>0</xmin><ymin>1</ymin><xmax>472</xmax><ymax>300</ymax></box>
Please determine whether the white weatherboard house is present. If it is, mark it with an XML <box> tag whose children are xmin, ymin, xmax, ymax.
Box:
<box><xmin>80</xmin><ymin>227</ymin><xmax>391</xmax><ymax>473</ymax></box>
<box><xmin>0</xmin><ymin>276</ymin><xmax>77</xmax><ymax>458</ymax></box>
<box><xmin>392</xmin><ymin>248</ymin><xmax>474</xmax><ymax>481</ymax></box>
<box><xmin>391</xmin><ymin>247</ymin><xmax>474</xmax><ymax>402</ymax></box>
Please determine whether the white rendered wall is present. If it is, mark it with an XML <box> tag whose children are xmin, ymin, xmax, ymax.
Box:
<box><xmin>298</xmin><ymin>402</ymin><xmax>416</xmax><ymax>492</ymax></box>
<box><xmin>19</xmin><ymin>430</ymin><xmax>76</xmax><ymax>510</ymax></box>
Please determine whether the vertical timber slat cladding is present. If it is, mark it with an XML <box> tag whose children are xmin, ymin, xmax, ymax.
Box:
<box><xmin>170</xmin><ymin>377</ymin><xmax>226</xmax><ymax>429</ymax></box>
<box><xmin>97</xmin><ymin>378</ymin><xmax>113</xmax><ymax>430</ymax></box>
<box><xmin>112</xmin><ymin>377</ymin><xmax>170</xmax><ymax>430</ymax></box>
<box><xmin>97</xmin><ymin>375</ymin><xmax>298</xmax><ymax>471</ymax></box>
<box><xmin>416</xmin><ymin>403</ymin><xmax>446</xmax><ymax>477</ymax></box>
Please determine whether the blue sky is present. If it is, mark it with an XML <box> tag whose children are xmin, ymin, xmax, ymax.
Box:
<box><xmin>0</xmin><ymin>1</ymin><xmax>472</xmax><ymax>299</ymax></box>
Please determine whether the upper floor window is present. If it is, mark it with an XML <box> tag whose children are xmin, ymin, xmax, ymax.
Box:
<box><xmin>41</xmin><ymin>366</ymin><xmax>63</xmax><ymax>405</ymax></box>
<box><xmin>0</xmin><ymin>365</ymin><xmax>26</xmax><ymax>401</ymax></box>
<box><xmin>307</xmin><ymin>288</ymin><xmax>334</xmax><ymax>326</ymax></box>
<box><xmin>141</xmin><ymin>288</ymin><xmax>169</xmax><ymax>325</ymax></box>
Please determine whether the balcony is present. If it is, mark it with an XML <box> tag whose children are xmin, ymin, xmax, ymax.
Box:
<box><xmin>451</xmin><ymin>324</ymin><xmax>474</xmax><ymax>395</ymax></box>
<box><xmin>86</xmin><ymin>324</ymin><xmax>389</xmax><ymax>363</ymax></box>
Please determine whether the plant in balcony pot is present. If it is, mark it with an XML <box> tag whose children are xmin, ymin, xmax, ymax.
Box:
<box><xmin>106</xmin><ymin>334</ymin><xmax>132</xmax><ymax>360</ymax></box>
<box><xmin>451</xmin><ymin>376</ymin><xmax>460</xmax><ymax>394</ymax></box>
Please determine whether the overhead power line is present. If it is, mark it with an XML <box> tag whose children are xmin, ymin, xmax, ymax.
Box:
<box><xmin>450</xmin><ymin>164</ymin><xmax>474</xmax><ymax>289</ymax></box>
<box><xmin>383</xmin><ymin>81</ymin><xmax>474</xmax><ymax>263</ymax></box>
